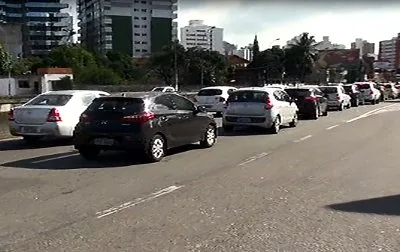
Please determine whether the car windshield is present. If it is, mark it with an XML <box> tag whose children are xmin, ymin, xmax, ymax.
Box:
<box><xmin>357</xmin><ymin>84</ymin><xmax>370</xmax><ymax>89</ymax></box>
<box><xmin>285</xmin><ymin>89</ymin><xmax>311</xmax><ymax>97</ymax></box>
<box><xmin>26</xmin><ymin>94</ymin><xmax>72</xmax><ymax>106</ymax></box>
<box><xmin>197</xmin><ymin>89</ymin><xmax>223</xmax><ymax>96</ymax></box>
<box><xmin>87</xmin><ymin>97</ymin><xmax>145</xmax><ymax>114</ymax></box>
<box><xmin>227</xmin><ymin>90</ymin><xmax>268</xmax><ymax>103</ymax></box>
<box><xmin>319</xmin><ymin>87</ymin><xmax>338</xmax><ymax>94</ymax></box>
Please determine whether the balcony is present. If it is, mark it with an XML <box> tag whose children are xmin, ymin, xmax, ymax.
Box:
<box><xmin>29</xmin><ymin>30</ymin><xmax>69</xmax><ymax>36</ymax></box>
<box><xmin>25</xmin><ymin>2</ymin><xmax>68</xmax><ymax>9</ymax></box>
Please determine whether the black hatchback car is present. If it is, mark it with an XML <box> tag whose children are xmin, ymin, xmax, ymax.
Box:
<box><xmin>73</xmin><ymin>92</ymin><xmax>217</xmax><ymax>162</ymax></box>
<box><xmin>285</xmin><ymin>87</ymin><xmax>328</xmax><ymax>119</ymax></box>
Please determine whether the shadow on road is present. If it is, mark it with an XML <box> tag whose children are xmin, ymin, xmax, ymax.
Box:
<box><xmin>0</xmin><ymin>138</ymin><xmax>72</xmax><ymax>151</ymax></box>
<box><xmin>1</xmin><ymin>144</ymin><xmax>202</xmax><ymax>169</ymax></box>
<box><xmin>217</xmin><ymin>126</ymin><xmax>291</xmax><ymax>136</ymax></box>
<box><xmin>326</xmin><ymin>194</ymin><xmax>400</xmax><ymax>216</ymax></box>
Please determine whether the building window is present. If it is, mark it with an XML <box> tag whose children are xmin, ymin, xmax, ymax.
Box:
<box><xmin>141</xmin><ymin>25</ymin><xmax>147</xmax><ymax>28</ymax></box>
<box><xmin>141</xmin><ymin>17</ymin><xmax>146</xmax><ymax>20</ymax></box>
<box><xmin>141</xmin><ymin>41</ymin><xmax>147</xmax><ymax>44</ymax></box>
<box><xmin>142</xmin><ymin>33</ymin><xmax>146</xmax><ymax>36</ymax></box>
<box><xmin>142</xmin><ymin>49</ymin><xmax>148</xmax><ymax>52</ymax></box>
<box><xmin>141</xmin><ymin>0</ymin><xmax>146</xmax><ymax>3</ymax></box>
<box><xmin>18</xmin><ymin>80</ymin><xmax>30</xmax><ymax>88</ymax></box>
<box><xmin>134</xmin><ymin>33</ymin><xmax>140</xmax><ymax>36</ymax></box>
<box><xmin>134</xmin><ymin>8</ymin><xmax>138</xmax><ymax>11</ymax></box>
<box><xmin>134</xmin><ymin>25</ymin><xmax>140</xmax><ymax>28</ymax></box>
<box><xmin>141</xmin><ymin>9</ymin><xmax>146</xmax><ymax>12</ymax></box>
<box><xmin>135</xmin><ymin>49</ymin><xmax>140</xmax><ymax>52</ymax></box>
<box><xmin>135</xmin><ymin>41</ymin><xmax>140</xmax><ymax>44</ymax></box>
<box><xmin>134</xmin><ymin>16</ymin><xmax>139</xmax><ymax>20</ymax></box>
<box><xmin>134</xmin><ymin>0</ymin><xmax>139</xmax><ymax>2</ymax></box>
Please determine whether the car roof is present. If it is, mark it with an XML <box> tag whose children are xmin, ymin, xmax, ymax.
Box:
<box><xmin>43</xmin><ymin>90</ymin><xmax>109</xmax><ymax>95</ymax></box>
<box><xmin>319</xmin><ymin>85</ymin><xmax>339</xmax><ymax>88</ymax></box>
<box><xmin>236</xmin><ymin>87</ymin><xmax>281</xmax><ymax>92</ymax></box>
<box><xmin>200</xmin><ymin>86</ymin><xmax>236</xmax><ymax>90</ymax></box>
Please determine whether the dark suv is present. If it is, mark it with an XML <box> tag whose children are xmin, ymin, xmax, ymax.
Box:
<box><xmin>73</xmin><ymin>92</ymin><xmax>217</xmax><ymax>162</ymax></box>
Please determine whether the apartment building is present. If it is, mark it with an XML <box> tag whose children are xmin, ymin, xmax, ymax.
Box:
<box><xmin>77</xmin><ymin>0</ymin><xmax>178</xmax><ymax>57</ymax></box>
<box><xmin>378</xmin><ymin>33</ymin><xmax>400</xmax><ymax>71</ymax></box>
<box><xmin>351</xmin><ymin>38</ymin><xmax>374</xmax><ymax>57</ymax></box>
<box><xmin>233</xmin><ymin>45</ymin><xmax>253</xmax><ymax>62</ymax></box>
<box><xmin>0</xmin><ymin>0</ymin><xmax>73</xmax><ymax>57</ymax></box>
<box><xmin>180</xmin><ymin>20</ymin><xmax>224</xmax><ymax>54</ymax></box>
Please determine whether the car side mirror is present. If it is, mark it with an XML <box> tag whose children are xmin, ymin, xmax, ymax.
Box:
<box><xmin>194</xmin><ymin>105</ymin><xmax>206</xmax><ymax>114</ymax></box>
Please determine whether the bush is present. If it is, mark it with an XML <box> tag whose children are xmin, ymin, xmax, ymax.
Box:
<box><xmin>76</xmin><ymin>66</ymin><xmax>122</xmax><ymax>85</ymax></box>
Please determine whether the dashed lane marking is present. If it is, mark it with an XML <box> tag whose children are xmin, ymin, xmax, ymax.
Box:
<box><xmin>326</xmin><ymin>124</ymin><xmax>339</xmax><ymax>130</ymax></box>
<box><xmin>293</xmin><ymin>135</ymin><xmax>312</xmax><ymax>143</ymax></box>
<box><xmin>238</xmin><ymin>152</ymin><xmax>269</xmax><ymax>166</ymax></box>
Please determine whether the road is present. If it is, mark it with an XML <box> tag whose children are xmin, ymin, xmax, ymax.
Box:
<box><xmin>1</xmin><ymin>101</ymin><xmax>400</xmax><ymax>251</ymax></box>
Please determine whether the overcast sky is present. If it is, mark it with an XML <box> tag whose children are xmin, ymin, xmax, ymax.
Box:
<box><xmin>177</xmin><ymin>0</ymin><xmax>400</xmax><ymax>50</ymax></box>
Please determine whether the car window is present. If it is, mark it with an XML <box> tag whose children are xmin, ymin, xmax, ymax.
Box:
<box><xmin>26</xmin><ymin>94</ymin><xmax>72</xmax><ymax>106</ymax></box>
<box><xmin>197</xmin><ymin>89</ymin><xmax>223</xmax><ymax>96</ymax></box>
<box><xmin>357</xmin><ymin>84</ymin><xmax>370</xmax><ymax>89</ymax></box>
<box><xmin>285</xmin><ymin>88</ymin><xmax>311</xmax><ymax>98</ymax></box>
<box><xmin>319</xmin><ymin>87</ymin><xmax>338</xmax><ymax>94</ymax></box>
<box><xmin>273</xmin><ymin>90</ymin><xmax>285</xmax><ymax>101</ymax></box>
<box><xmin>81</xmin><ymin>94</ymin><xmax>97</xmax><ymax>106</ymax></box>
<box><xmin>170</xmin><ymin>94</ymin><xmax>196</xmax><ymax>111</ymax></box>
<box><xmin>152</xmin><ymin>87</ymin><xmax>164</xmax><ymax>92</ymax></box>
<box><xmin>279</xmin><ymin>90</ymin><xmax>292</xmax><ymax>102</ymax></box>
<box><xmin>314</xmin><ymin>88</ymin><xmax>323</xmax><ymax>96</ymax></box>
<box><xmin>87</xmin><ymin>97</ymin><xmax>145</xmax><ymax>114</ymax></box>
<box><xmin>227</xmin><ymin>90</ymin><xmax>268</xmax><ymax>103</ymax></box>
<box><xmin>165</xmin><ymin>88</ymin><xmax>174</xmax><ymax>92</ymax></box>
<box><xmin>153</xmin><ymin>95</ymin><xmax>175</xmax><ymax>110</ymax></box>
<box><xmin>228</xmin><ymin>89</ymin><xmax>236</xmax><ymax>95</ymax></box>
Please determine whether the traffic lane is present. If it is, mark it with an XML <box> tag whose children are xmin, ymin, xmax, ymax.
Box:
<box><xmin>0</xmin><ymin>102</ymin><xmax>394</xmax><ymax>248</ymax></box>
<box><xmin>28</xmin><ymin>106</ymin><xmax>400</xmax><ymax>252</ymax></box>
<box><xmin>1</xmin><ymin>105</ymin><xmax>398</xmax><ymax>251</ymax></box>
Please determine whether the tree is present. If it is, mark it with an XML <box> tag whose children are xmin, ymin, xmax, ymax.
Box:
<box><xmin>77</xmin><ymin>65</ymin><xmax>122</xmax><ymax>85</ymax></box>
<box><xmin>0</xmin><ymin>43</ymin><xmax>13</xmax><ymax>75</ymax></box>
<box><xmin>104</xmin><ymin>51</ymin><xmax>138</xmax><ymax>81</ymax></box>
<box><xmin>252</xmin><ymin>35</ymin><xmax>260</xmax><ymax>61</ymax></box>
<box><xmin>284</xmin><ymin>32</ymin><xmax>317</xmax><ymax>82</ymax></box>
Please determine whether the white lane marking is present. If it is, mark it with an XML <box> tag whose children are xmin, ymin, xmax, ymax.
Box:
<box><xmin>326</xmin><ymin>124</ymin><xmax>339</xmax><ymax>130</ymax></box>
<box><xmin>238</xmin><ymin>152</ymin><xmax>269</xmax><ymax>166</ymax></box>
<box><xmin>346</xmin><ymin>104</ymin><xmax>395</xmax><ymax>123</ymax></box>
<box><xmin>293</xmin><ymin>135</ymin><xmax>312</xmax><ymax>143</ymax></box>
<box><xmin>31</xmin><ymin>153</ymin><xmax>79</xmax><ymax>164</ymax></box>
<box><xmin>96</xmin><ymin>185</ymin><xmax>184</xmax><ymax>219</ymax></box>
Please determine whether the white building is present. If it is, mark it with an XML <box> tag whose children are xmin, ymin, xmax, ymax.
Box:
<box><xmin>378</xmin><ymin>34</ymin><xmax>400</xmax><ymax>71</ymax></box>
<box><xmin>180</xmin><ymin>20</ymin><xmax>224</xmax><ymax>54</ymax></box>
<box><xmin>351</xmin><ymin>38</ymin><xmax>375</xmax><ymax>57</ymax></box>
<box><xmin>314</xmin><ymin>36</ymin><xmax>345</xmax><ymax>50</ymax></box>
<box><xmin>233</xmin><ymin>45</ymin><xmax>253</xmax><ymax>61</ymax></box>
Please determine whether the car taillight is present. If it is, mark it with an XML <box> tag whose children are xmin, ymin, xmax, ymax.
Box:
<box><xmin>219</xmin><ymin>97</ymin><xmax>225</xmax><ymax>102</ymax></box>
<box><xmin>305</xmin><ymin>96</ymin><xmax>318</xmax><ymax>101</ymax></box>
<box><xmin>47</xmin><ymin>108</ymin><xmax>62</xmax><ymax>122</ymax></box>
<box><xmin>8</xmin><ymin>109</ymin><xmax>14</xmax><ymax>121</ymax></box>
<box><xmin>121</xmin><ymin>112</ymin><xmax>155</xmax><ymax>123</ymax></box>
<box><xmin>265</xmin><ymin>96</ymin><xmax>273</xmax><ymax>109</ymax></box>
<box><xmin>79</xmin><ymin>113</ymin><xmax>91</xmax><ymax>123</ymax></box>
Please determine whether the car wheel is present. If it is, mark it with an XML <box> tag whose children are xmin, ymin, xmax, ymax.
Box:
<box><xmin>269</xmin><ymin>116</ymin><xmax>280</xmax><ymax>134</ymax></box>
<box><xmin>354</xmin><ymin>99</ymin><xmax>359</xmax><ymax>107</ymax></box>
<box><xmin>23</xmin><ymin>136</ymin><xmax>41</xmax><ymax>144</ymax></box>
<box><xmin>223</xmin><ymin>124</ymin><xmax>233</xmax><ymax>132</ymax></box>
<box><xmin>200</xmin><ymin>124</ymin><xmax>217</xmax><ymax>148</ymax></box>
<box><xmin>289</xmin><ymin>113</ymin><xmax>298</xmax><ymax>127</ymax></box>
<box><xmin>78</xmin><ymin>147</ymin><xmax>100</xmax><ymax>160</ymax></box>
<box><xmin>215</xmin><ymin>112</ymin><xmax>222</xmax><ymax>117</ymax></box>
<box><xmin>322</xmin><ymin>107</ymin><xmax>328</xmax><ymax>116</ymax></box>
<box><xmin>338</xmin><ymin>102</ymin><xmax>344</xmax><ymax>111</ymax></box>
<box><xmin>145</xmin><ymin>134</ymin><xmax>166</xmax><ymax>162</ymax></box>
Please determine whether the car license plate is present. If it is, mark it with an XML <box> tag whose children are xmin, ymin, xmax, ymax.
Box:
<box><xmin>237</xmin><ymin>118</ymin><xmax>251</xmax><ymax>123</ymax></box>
<box><xmin>20</xmin><ymin>126</ymin><xmax>39</xmax><ymax>133</ymax></box>
<box><xmin>93</xmin><ymin>138</ymin><xmax>114</xmax><ymax>146</ymax></box>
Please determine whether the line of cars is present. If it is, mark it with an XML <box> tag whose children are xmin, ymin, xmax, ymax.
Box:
<box><xmin>6</xmin><ymin>81</ymin><xmax>394</xmax><ymax>162</ymax></box>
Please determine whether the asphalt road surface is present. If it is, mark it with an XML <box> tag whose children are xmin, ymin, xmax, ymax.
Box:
<box><xmin>1</xmin><ymin>101</ymin><xmax>400</xmax><ymax>252</ymax></box>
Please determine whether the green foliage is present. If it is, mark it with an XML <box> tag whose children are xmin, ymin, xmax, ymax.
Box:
<box><xmin>0</xmin><ymin>43</ymin><xmax>12</xmax><ymax>75</ymax></box>
<box><xmin>77</xmin><ymin>65</ymin><xmax>122</xmax><ymax>85</ymax></box>
<box><xmin>44</xmin><ymin>45</ymin><xmax>97</xmax><ymax>71</ymax></box>
<box><xmin>52</xmin><ymin>76</ymin><xmax>74</xmax><ymax>90</ymax></box>
<box><xmin>252</xmin><ymin>35</ymin><xmax>260</xmax><ymax>62</ymax></box>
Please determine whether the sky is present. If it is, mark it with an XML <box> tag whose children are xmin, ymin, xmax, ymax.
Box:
<box><xmin>176</xmin><ymin>0</ymin><xmax>400</xmax><ymax>50</ymax></box>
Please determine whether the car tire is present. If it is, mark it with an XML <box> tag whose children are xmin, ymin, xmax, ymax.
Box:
<box><xmin>78</xmin><ymin>147</ymin><xmax>100</xmax><ymax>160</ymax></box>
<box><xmin>200</xmin><ymin>124</ymin><xmax>217</xmax><ymax>148</ymax></box>
<box><xmin>145</xmin><ymin>134</ymin><xmax>166</xmax><ymax>162</ymax></box>
<box><xmin>269</xmin><ymin>115</ymin><xmax>280</xmax><ymax>134</ymax></box>
<box><xmin>354</xmin><ymin>99</ymin><xmax>359</xmax><ymax>107</ymax></box>
<box><xmin>23</xmin><ymin>136</ymin><xmax>41</xmax><ymax>144</ymax></box>
<box><xmin>215</xmin><ymin>112</ymin><xmax>222</xmax><ymax>117</ymax></box>
<box><xmin>289</xmin><ymin>113</ymin><xmax>298</xmax><ymax>127</ymax></box>
<box><xmin>338</xmin><ymin>102</ymin><xmax>344</xmax><ymax>111</ymax></box>
<box><xmin>371</xmin><ymin>99</ymin><xmax>376</xmax><ymax>105</ymax></box>
<box><xmin>223</xmin><ymin>124</ymin><xmax>233</xmax><ymax>132</ymax></box>
<box><xmin>311</xmin><ymin>107</ymin><xmax>319</xmax><ymax>119</ymax></box>
<box><xmin>322</xmin><ymin>108</ymin><xmax>328</xmax><ymax>116</ymax></box>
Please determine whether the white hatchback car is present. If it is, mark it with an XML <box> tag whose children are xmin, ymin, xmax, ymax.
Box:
<box><xmin>222</xmin><ymin>87</ymin><xmax>298</xmax><ymax>134</ymax></box>
<box><xmin>8</xmin><ymin>90</ymin><xmax>109</xmax><ymax>143</ymax></box>
<box><xmin>194</xmin><ymin>86</ymin><xmax>237</xmax><ymax>116</ymax></box>
<box><xmin>319</xmin><ymin>85</ymin><xmax>352</xmax><ymax>111</ymax></box>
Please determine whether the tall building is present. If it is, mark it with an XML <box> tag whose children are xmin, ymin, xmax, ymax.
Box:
<box><xmin>77</xmin><ymin>0</ymin><xmax>178</xmax><ymax>57</ymax></box>
<box><xmin>314</xmin><ymin>36</ymin><xmax>345</xmax><ymax>50</ymax></box>
<box><xmin>233</xmin><ymin>45</ymin><xmax>253</xmax><ymax>61</ymax></box>
<box><xmin>378</xmin><ymin>33</ymin><xmax>400</xmax><ymax>71</ymax></box>
<box><xmin>180</xmin><ymin>20</ymin><xmax>224</xmax><ymax>54</ymax></box>
<box><xmin>0</xmin><ymin>0</ymin><xmax>73</xmax><ymax>57</ymax></box>
<box><xmin>351</xmin><ymin>38</ymin><xmax>374</xmax><ymax>57</ymax></box>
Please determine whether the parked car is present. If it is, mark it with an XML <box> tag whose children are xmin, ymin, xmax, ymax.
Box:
<box><xmin>319</xmin><ymin>85</ymin><xmax>352</xmax><ymax>111</ymax></box>
<box><xmin>354</xmin><ymin>82</ymin><xmax>381</xmax><ymax>104</ymax></box>
<box><xmin>8</xmin><ymin>90</ymin><xmax>110</xmax><ymax>143</ymax></box>
<box><xmin>343</xmin><ymin>84</ymin><xmax>364</xmax><ymax>107</ymax></box>
<box><xmin>73</xmin><ymin>92</ymin><xmax>217</xmax><ymax>162</ymax></box>
<box><xmin>285</xmin><ymin>87</ymin><xmax>328</xmax><ymax>119</ymax></box>
<box><xmin>222</xmin><ymin>87</ymin><xmax>298</xmax><ymax>134</ymax></box>
<box><xmin>383</xmin><ymin>83</ymin><xmax>399</xmax><ymax>99</ymax></box>
<box><xmin>151</xmin><ymin>86</ymin><xmax>176</xmax><ymax>92</ymax></box>
<box><xmin>194</xmin><ymin>86</ymin><xmax>237</xmax><ymax>116</ymax></box>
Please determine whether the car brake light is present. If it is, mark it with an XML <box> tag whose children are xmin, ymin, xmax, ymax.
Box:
<box><xmin>47</xmin><ymin>108</ymin><xmax>62</xmax><ymax>122</ymax></box>
<box><xmin>265</xmin><ymin>96</ymin><xmax>273</xmax><ymax>109</ymax></box>
<box><xmin>121</xmin><ymin>112</ymin><xmax>155</xmax><ymax>123</ymax></box>
<box><xmin>305</xmin><ymin>96</ymin><xmax>318</xmax><ymax>101</ymax></box>
<box><xmin>8</xmin><ymin>109</ymin><xmax>14</xmax><ymax>121</ymax></box>
<box><xmin>79</xmin><ymin>113</ymin><xmax>91</xmax><ymax>123</ymax></box>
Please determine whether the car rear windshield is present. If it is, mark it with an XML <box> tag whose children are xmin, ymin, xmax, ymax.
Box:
<box><xmin>343</xmin><ymin>86</ymin><xmax>353</xmax><ymax>92</ymax></box>
<box><xmin>227</xmin><ymin>91</ymin><xmax>268</xmax><ymax>103</ymax></box>
<box><xmin>197</xmin><ymin>89</ymin><xmax>223</xmax><ymax>96</ymax></box>
<box><xmin>319</xmin><ymin>87</ymin><xmax>338</xmax><ymax>94</ymax></box>
<box><xmin>86</xmin><ymin>97</ymin><xmax>145</xmax><ymax>114</ymax></box>
<box><xmin>285</xmin><ymin>89</ymin><xmax>311</xmax><ymax>97</ymax></box>
<box><xmin>357</xmin><ymin>84</ymin><xmax>370</xmax><ymax>89</ymax></box>
<box><xmin>26</xmin><ymin>94</ymin><xmax>72</xmax><ymax>106</ymax></box>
